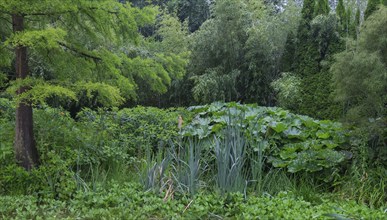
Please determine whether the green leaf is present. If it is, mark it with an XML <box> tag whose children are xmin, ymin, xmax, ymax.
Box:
<box><xmin>284</xmin><ymin>127</ymin><xmax>302</xmax><ymax>138</ymax></box>
<box><xmin>269</xmin><ymin>121</ymin><xmax>288</xmax><ymax>133</ymax></box>
<box><xmin>316</xmin><ymin>130</ymin><xmax>330</xmax><ymax>139</ymax></box>
<box><xmin>280</xmin><ymin>150</ymin><xmax>297</xmax><ymax>160</ymax></box>
<box><xmin>268</xmin><ymin>157</ymin><xmax>289</xmax><ymax>168</ymax></box>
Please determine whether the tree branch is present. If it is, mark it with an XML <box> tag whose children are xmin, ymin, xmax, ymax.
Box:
<box><xmin>23</xmin><ymin>7</ymin><xmax>119</xmax><ymax>17</ymax></box>
<box><xmin>58</xmin><ymin>42</ymin><xmax>102</xmax><ymax>61</ymax></box>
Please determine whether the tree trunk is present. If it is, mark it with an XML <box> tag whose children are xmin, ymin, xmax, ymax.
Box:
<box><xmin>12</xmin><ymin>14</ymin><xmax>40</xmax><ymax>170</ymax></box>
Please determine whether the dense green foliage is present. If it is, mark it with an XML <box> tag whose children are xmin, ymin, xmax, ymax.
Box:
<box><xmin>1</xmin><ymin>183</ymin><xmax>385</xmax><ymax>219</ymax></box>
<box><xmin>183</xmin><ymin>102</ymin><xmax>350</xmax><ymax>174</ymax></box>
<box><xmin>364</xmin><ymin>0</ymin><xmax>384</xmax><ymax>19</ymax></box>
<box><xmin>0</xmin><ymin>98</ymin><xmax>190</xmax><ymax>197</ymax></box>
<box><xmin>1</xmin><ymin>0</ymin><xmax>386</xmax><ymax>218</ymax></box>
<box><xmin>1</xmin><ymin>100</ymin><xmax>387</xmax><ymax>216</ymax></box>
<box><xmin>276</xmin><ymin>0</ymin><xmax>346</xmax><ymax>119</ymax></box>
<box><xmin>331</xmin><ymin>6</ymin><xmax>387</xmax><ymax>166</ymax></box>
<box><xmin>0</xmin><ymin>0</ymin><xmax>189</xmax><ymax>109</ymax></box>
<box><xmin>188</xmin><ymin>0</ymin><xmax>299</xmax><ymax>105</ymax></box>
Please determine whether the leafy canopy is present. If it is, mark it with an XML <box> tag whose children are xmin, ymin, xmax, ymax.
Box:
<box><xmin>0</xmin><ymin>0</ymin><xmax>188</xmax><ymax>107</ymax></box>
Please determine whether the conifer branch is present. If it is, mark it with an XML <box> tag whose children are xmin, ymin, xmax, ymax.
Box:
<box><xmin>57</xmin><ymin>42</ymin><xmax>102</xmax><ymax>61</ymax></box>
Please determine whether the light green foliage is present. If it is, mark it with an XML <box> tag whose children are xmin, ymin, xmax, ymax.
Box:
<box><xmin>6</xmin><ymin>78</ymin><xmax>77</xmax><ymax>105</ymax></box>
<box><xmin>182</xmin><ymin>102</ymin><xmax>350</xmax><ymax>174</ymax></box>
<box><xmin>271</xmin><ymin>72</ymin><xmax>302</xmax><ymax>110</ymax></box>
<box><xmin>156</xmin><ymin>13</ymin><xmax>190</xmax><ymax>55</ymax></box>
<box><xmin>5</xmin><ymin>28</ymin><xmax>67</xmax><ymax>49</ymax></box>
<box><xmin>191</xmin><ymin>68</ymin><xmax>239</xmax><ymax>103</ymax></box>
<box><xmin>0</xmin><ymin>0</ymin><xmax>187</xmax><ymax>107</ymax></box>
<box><xmin>75</xmin><ymin>82</ymin><xmax>124</xmax><ymax>107</ymax></box>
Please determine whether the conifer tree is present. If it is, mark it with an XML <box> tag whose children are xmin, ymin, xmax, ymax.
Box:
<box><xmin>364</xmin><ymin>0</ymin><xmax>382</xmax><ymax>19</ymax></box>
<box><xmin>336</xmin><ymin>0</ymin><xmax>346</xmax><ymax>27</ymax></box>
<box><xmin>177</xmin><ymin>0</ymin><xmax>210</xmax><ymax>32</ymax></box>
<box><xmin>348</xmin><ymin>6</ymin><xmax>361</xmax><ymax>38</ymax></box>
<box><xmin>278</xmin><ymin>0</ymin><xmax>344</xmax><ymax>119</ymax></box>
<box><xmin>293</xmin><ymin>0</ymin><xmax>318</xmax><ymax>77</ymax></box>
<box><xmin>0</xmin><ymin>1</ymin><xmax>184</xmax><ymax>170</ymax></box>
<box><xmin>280</xmin><ymin>32</ymin><xmax>297</xmax><ymax>72</ymax></box>
<box><xmin>314</xmin><ymin>0</ymin><xmax>330</xmax><ymax>16</ymax></box>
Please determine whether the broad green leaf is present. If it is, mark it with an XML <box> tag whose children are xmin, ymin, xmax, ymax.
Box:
<box><xmin>269</xmin><ymin>121</ymin><xmax>288</xmax><ymax>133</ymax></box>
<box><xmin>316</xmin><ymin>130</ymin><xmax>330</xmax><ymax>139</ymax></box>
<box><xmin>284</xmin><ymin>127</ymin><xmax>302</xmax><ymax>138</ymax></box>
<box><xmin>280</xmin><ymin>150</ymin><xmax>297</xmax><ymax>160</ymax></box>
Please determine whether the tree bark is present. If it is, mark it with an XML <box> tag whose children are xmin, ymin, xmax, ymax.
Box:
<box><xmin>12</xmin><ymin>14</ymin><xmax>40</xmax><ymax>170</ymax></box>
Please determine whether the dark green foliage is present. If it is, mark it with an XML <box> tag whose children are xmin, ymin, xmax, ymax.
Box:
<box><xmin>177</xmin><ymin>0</ymin><xmax>210</xmax><ymax>32</ymax></box>
<box><xmin>336</xmin><ymin>0</ymin><xmax>346</xmax><ymax>25</ymax></box>
<box><xmin>188</xmin><ymin>0</ymin><xmax>250</xmax><ymax>103</ymax></box>
<box><xmin>298</xmin><ymin>72</ymin><xmax>342</xmax><ymax>119</ymax></box>
<box><xmin>291</xmin><ymin>0</ymin><xmax>312</xmax><ymax>43</ymax></box>
<box><xmin>1</xmin><ymin>0</ymin><xmax>387</xmax><ymax>216</ymax></box>
<box><xmin>77</xmin><ymin>107</ymin><xmax>191</xmax><ymax>160</ymax></box>
<box><xmin>292</xmin><ymin>0</ymin><xmax>317</xmax><ymax>76</ymax></box>
<box><xmin>280</xmin><ymin>32</ymin><xmax>297</xmax><ymax>72</ymax></box>
<box><xmin>349</xmin><ymin>7</ymin><xmax>361</xmax><ymax>38</ymax></box>
<box><xmin>364</xmin><ymin>0</ymin><xmax>382</xmax><ymax>19</ymax></box>
<box><xmin>314</xmin><ymin>0</ymin><xmax>330</xmax><ymax>16</ymax></box>
<box><xmin>331</xmin><ymin>6</ymin><xmax>387</xmax><ymax>165</ymax></box>
<box><xmin>280</xmin><ymin>0</ymin><xmax>345</xmax><ymax>119</ymax></box>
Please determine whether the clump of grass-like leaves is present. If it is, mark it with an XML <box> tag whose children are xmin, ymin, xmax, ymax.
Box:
<box><xmin>214</xmin><ymin>116</ymin><xmax>248</xmax><ymax>195</ymax></box>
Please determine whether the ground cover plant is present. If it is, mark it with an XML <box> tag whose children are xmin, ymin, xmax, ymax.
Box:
<box><xmin>1</xmin><ymin>182</ymin><xmax>386</xmax><ymax>219</ymax></box>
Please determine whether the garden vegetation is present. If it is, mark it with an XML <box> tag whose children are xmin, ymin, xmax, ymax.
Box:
<box><xmin>0</xmin><ymin>0</ymin><xmax>386</xmax><ymax>219</ymax></box>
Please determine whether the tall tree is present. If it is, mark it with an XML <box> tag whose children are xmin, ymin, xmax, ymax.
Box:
<box><xmin>278</xmin><ymin>0</ymin><xmax>344</xmax><ymax>119</ymax></box>
<box><xmin>331</xmin><ymin>6</ymin><xmax>387</xmax><ymax>164</ymax></box>
<box><xmin>0</xmin><ymin>0</ymin><xmax>185</xmax><ymax>170</ymax></box>
<box><xmin>188</xmin><ymin>0</ymin><xmax>299</xmax><ymax>105</ymax></box>
<box><xmin>292</xmin><ymin>0</ymin><xmax>317</xmax><ymax>77</ymax></box>
<box><xmin>336</xmin><ymin>0</ymin><xmax>346</xmax><ymax>26</ymax></box>
<box><xmin>177</xmin><ymin>0</ymin><xmax>210</xmax><ymax>32</ymax></box>
<box><xmin>364</xmin><ymin>0</ymin><xmax>382</xmax><ymax>19</ymax></box>
<box><xmin>314</xmin><ymin>0</ymin><xmax>330</xmax><ymax>16</ymax></box>
<box><xmin>11</xmin><ymin>15</ymin><xmax>39</xmax><ymax>170</ymax></box>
